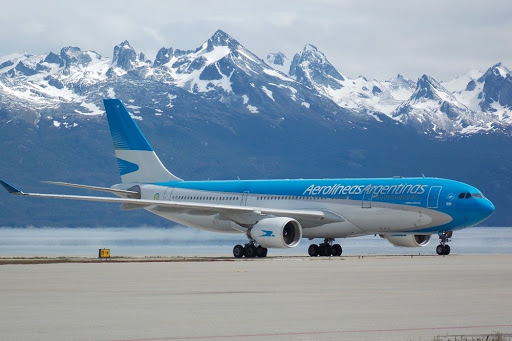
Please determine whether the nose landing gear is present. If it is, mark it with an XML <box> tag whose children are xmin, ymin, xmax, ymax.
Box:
<box><xmin>436</xmin><ymin>231</ymin><xmax>452</xmax><ymax>255</ymax></box>
<box><xmin>308</xmin><ymin>238</ymin><xmax>342</xmax><ymax>257</ymax></box>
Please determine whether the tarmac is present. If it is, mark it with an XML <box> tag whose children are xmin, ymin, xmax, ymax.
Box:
<box><xmin>0</xmin><ymin>254</ymin><xmax>511</xmax><ymax>341</ymax></box>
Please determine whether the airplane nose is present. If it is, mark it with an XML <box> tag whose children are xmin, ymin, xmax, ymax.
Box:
<box><xmin>481</xmin><ymin>199</ymin><xmax>495</xmax><ymax>218</ymax></box>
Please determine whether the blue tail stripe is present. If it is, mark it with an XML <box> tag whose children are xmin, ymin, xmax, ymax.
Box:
<box><xmin>103</xmin><ymin>99</ymin><xmax>153</xmax><ymax>151</ymax></box>
<box><xmin>116</xmin><ymin>158</ymin><xmax>140</xmax><ymax>176</ymax></box>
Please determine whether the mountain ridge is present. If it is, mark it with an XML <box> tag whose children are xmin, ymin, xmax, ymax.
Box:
<box><xmin>1</xmin><ymin>30</ymin><xmax>511</xmax><ymax>137</ymax></box>
<box><xmin>1</xmin><ymin>30</ymin><xmax>511</xmax><ymax>227</ymax></box>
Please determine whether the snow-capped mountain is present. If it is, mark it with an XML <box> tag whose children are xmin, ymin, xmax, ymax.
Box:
<box><xmin>0</xmin><ymin>29</ymin><xmax>511</xmax><ymax>137</ymax></box>
<box><xmin>441</xmin><ymin>63</ymin><xmax>512</xmax><ymax>131</ymax></box>
<box><xmin>0</xmin><ymin>31</ymin><xmax>341</xmax><ymax>129</ymax></box>
<box><xmin>0</xmin><ymin>46</ymin><xmax>111</xmax><ymax>123</ymax></box>
<box><xmin>287</xmin><ymin>44</ymin><xmax>416</xmax><ymax>118</ymax></box>
<box><xmin>392</xmin><ymin>75</ymin><xmax>492</xmax><ymax>136</ymax></box>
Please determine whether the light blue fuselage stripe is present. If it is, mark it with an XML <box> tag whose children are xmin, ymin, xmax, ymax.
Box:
<box><xmin>154</xmin><ymin>177</ymin><xmax>475</xmax><ymax>201</ymax></box>
<box><xmin>153</xmin><ymin>177</ymin><xmax>487</xmax><ymax>234</ymax></box>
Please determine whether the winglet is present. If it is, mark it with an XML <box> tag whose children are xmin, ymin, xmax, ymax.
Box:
<box><xmin>0</xmin><ymin>180</ymin><xmax>25</xmax><ymax>195</ymax></box>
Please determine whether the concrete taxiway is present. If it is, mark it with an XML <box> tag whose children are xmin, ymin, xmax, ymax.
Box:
<box><xmin>0</xmin><ymin>254</ymin><xmax>511</xmax><ymax>341</ymax></box>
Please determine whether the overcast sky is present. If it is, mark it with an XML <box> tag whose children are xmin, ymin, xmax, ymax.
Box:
<box><xmin>1</xmin><ymin>0</ymin><xmax>511</xmax><ymax>81</ymax></box>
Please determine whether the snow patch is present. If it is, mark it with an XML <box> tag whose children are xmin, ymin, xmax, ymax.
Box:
<box><xmin>129</xmin><ymin>114</ymin><xmax>143</xmax><ymax>121</ymax></box>
<box><xmin>263</xmin><ymin>68</ymin><xmax>293</xmax><ymax>82</ymax></box>
<box><xmin>78</xmin><ymin>102</ymin><xmax>103</xmax><ymax>116</ymax></box>
<box><xmin>301</xmin><ymin>101</ymin><xmax>310</xmax><ymax>108</ymax></box>
<box><xmin>167</xmin><ymin>94</ymin><xmax>177</xmax><ymax>108</ymax></box>
<box><xmin>107</xmin><ymin>87</ymin><xmax>115</xmax><ymax>98</ymax></box>
<box><xmin>262</xmin><ymin>86</ymin><xmax>274</xmax><ymax>101</ymax></box>
<box><xmin>368</xmin><ymin>113</ymin><xmax>383</xmax><ymax>122</ymax></box>
<box><xmin>247</xmin><ymin>104</ymin><xmax>259</xmax><ymax>113</ymax></box>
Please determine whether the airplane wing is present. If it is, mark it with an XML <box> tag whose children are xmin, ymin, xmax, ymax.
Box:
<box><xmin>0</xmin><ymin>180</ymin><xmax>343</xmax><ymax>227</ymax></box>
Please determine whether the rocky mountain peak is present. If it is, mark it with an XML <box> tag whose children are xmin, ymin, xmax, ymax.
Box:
<box><xmin>60</xmin><ymin>46</ymin><xmax>93</xmax><ymax>68</ymax></box>
<box><xmin>410</xmin><ymin>74</ymin><xmax>450</xmax><ymax>101</ymax></box>
<box><xmin>44</xmin><ymin>52</ymin><xmax>62</xmax><ymax>65</ymax></box>
<box><xmin>476</xmin><ymin>62</ymin><xmax>512</xmax><ymax>112</ymax></box>
<box><xmin>266</xmin><ymin>52</ymin><xmax>287</xmax><ymax>66</ymax></box>
<box><xmin>479</xmin><ymin>62</ymin><xmax>509</xmax><ymax>80</ymax></box>
<box><xmin>391</xmin><ymin>74</ymin><xmax>486</xmax><ymax>135</ymax></box>
<box><xmin>154</xmin><ymin>47</ymin><xmax>174</xmax><ymax>67</ymax></box>
<box><xmin>265</xmin><ymin>52</ymin><xmax>290</xmax><ymax>74</ymax></box>
<box><xmin>205</xmin><ymin>29</ymin><xmax>240</xmax><ymax>52</ymax></box>
<box><xmin>112</xmin><ymin>40</ymin><xmax>137</xmax><ymax>71</ymax></box>
<box><xmin>394</xmin><ymin>74</ymin><xmax>416</xmax><ymax>88</ymax></box>
<box><xmin>289</xmin><ymin>44</ymin><xmax>345</xmax><ymax>90</ymax></box>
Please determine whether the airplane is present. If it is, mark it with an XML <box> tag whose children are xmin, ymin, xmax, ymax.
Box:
<box><xmin>0</xmin><ymin>99</ymin><xmax>495</xmax><ymax>258</ymax></box>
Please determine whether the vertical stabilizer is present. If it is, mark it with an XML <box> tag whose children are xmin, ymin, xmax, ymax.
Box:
<box><xmin>103</xmin><ymin>99</ymin><xmax>182</xmax><ymax>183</ymax></box>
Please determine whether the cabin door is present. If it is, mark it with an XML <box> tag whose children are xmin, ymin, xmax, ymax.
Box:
<box><xmin>427</xmin><ymin>186</ymin><xmax>442</xmax><ymax>208</ymax></box>
<box><xmin>240</xmin><ymin>191</ymin><xmax>249</xmax><ymax>206</ymax></box>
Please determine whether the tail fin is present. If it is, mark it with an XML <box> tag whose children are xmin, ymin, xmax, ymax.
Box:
<box><xmin>103</xmin><ymin>99</ymin><xmax>182</xmax><ymax>183</ymax></box>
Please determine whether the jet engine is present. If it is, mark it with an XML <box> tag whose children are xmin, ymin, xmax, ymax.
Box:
<box><xmin>380</xmin><ymin>234</ymin><xmax>431</xmax><ymax>247</ymax></box>
<box><xmin>249</xmin><ymin>217</ymin><xmax>302</xmax><ymax>248</ymax></box>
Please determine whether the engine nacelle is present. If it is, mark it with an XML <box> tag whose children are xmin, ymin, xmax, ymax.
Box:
<box><xmin>250</xmin><ymin>217</ymin><xmax>302</xmax><ymax>249</ymax></box>
<box><xmin>380</xmin><ymin>234</ymin><xmax>431</xmax><ymax>248</ymax></box>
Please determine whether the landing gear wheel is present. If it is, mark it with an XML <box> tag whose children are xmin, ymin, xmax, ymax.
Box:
<box><xmin>244</xmin><ymin>244</ymin><xmax>257</xmax><ymax>258</ymax></box>
<box><xmin>233</xmin><ymin>244</ymin><xmax>245</xmax><ymax>258</ymax></box>
<box><xmin>256</xmin><ymin>246</ymin><xmax>268</xmax><ymax>258</ymax></box>
<box><xmin>437</xmin><ymin>231</ymin><xmax>453</xmax><ymax>256</ymax></box>
<box><xmin>436</xmin><ymin>245</ymin><xmax>445</xmax><ymax>255</ymax></box>
<box><xmin>332</xmin><ymin>244</ymin><xmax>342</xmax><ymax>256</ymax></box>
<box><xmin>308</xmin><ymin>244</ymin><xmax>319</xmax><ymax>257</ymax></box>
<box><xmin>443</xmin><ymin>244</ymin><xmax>451</xmax><ymax>255</ymax></box>
<box><xmin>318</xmin><ymin>243</ymin><xmax>332</xmax><ymax>257</ymax></box>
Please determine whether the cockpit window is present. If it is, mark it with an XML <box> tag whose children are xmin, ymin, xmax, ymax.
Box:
<box><xmin>472</xmin><ymin>193</ymin><xmax>483</xmax><ymax>198</ymax></box>
<box><xmin>458</xmin><ymin>193</ymin><xmax>466</xmax><ymax>199</ymax></box>
<box><xmin>465</xmin><ymin>193</ymin><xmax>472</xmax><ymax>199</ymax></box>
<box><xmin>458</xmin><ymin>192</ymin><xmax>474</xmax><ymax>199</ymax></box>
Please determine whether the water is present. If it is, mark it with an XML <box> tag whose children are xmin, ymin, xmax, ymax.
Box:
<box><xmin>0</xmin><ymin>226</ymin><xmax>510</xmax><ymax>257</ymax></box>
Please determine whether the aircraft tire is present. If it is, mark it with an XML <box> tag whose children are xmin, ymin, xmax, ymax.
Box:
<box><xmin>308</xmin><ymin>244</ymin><xmax>319</xmax><ymax>257</ymax></box>
<box><xmin>256</xmin><ymin>246</ymin><xmax>268</xmax><ymax>258</ymax></box>
<box><xmin>233</xmin><ymin>244</ymin><xmax>245</xmax><ymax>258</ymax></box>
<box><xmin>436</xmin><ymin>245</ymin><xmax>444</xmax><ymax>255</ymax></box>
<box><xmin>244</xmin><ymin>244</ymin><xmax>257</xmax><ymax>258</ymax></box>
<box><xmin>332</xmin><ymin>244</ymin><xmax>342</xmax><ymax>256</ymax></box>
<box><xmin>318</xmin><ymin>243</ymin><xmax>332</xmax><ymax>257</ymax></box>
<box><xmin>444</xmin><ymin>244</ymin><xmax>451</xmax><ymax>255</ymax></box>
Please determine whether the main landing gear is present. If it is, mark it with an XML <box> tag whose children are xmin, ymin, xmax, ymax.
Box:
<box><xmin>436</xmin><ymin>231</ymin><xmax>453</xmax><ymax>255</ymax></box>
<box><xmin>308</xmin><ymin>238</ymin><xmax>342</xmax><ymax>257</ymax></box>
<box><xmin>233</xmin><ymin>242</ymin><xmax>268</xmax><ymax>258</ymax></box>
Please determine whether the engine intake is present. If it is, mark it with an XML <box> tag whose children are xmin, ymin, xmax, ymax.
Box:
<box><xmin>250</xmin><ymin>217</ymin><xmax>302</xmax><ymax>249</ymax></box>
<box><xmin>380</xmin><ymin>234</ymin><xmax>431</xmax><ymax>248</ymax></box>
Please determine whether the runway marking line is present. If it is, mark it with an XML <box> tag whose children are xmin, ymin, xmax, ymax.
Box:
<box><xmin>104</xmin><ymin>324</ymin><xmax>512</xmax><ymax>341</ymax></box>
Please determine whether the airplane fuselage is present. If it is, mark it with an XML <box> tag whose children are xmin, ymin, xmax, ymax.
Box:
<box><xmin>119</xmin><ymin>177</ymin><xmax>494</xmax><ymax>239</ymax></box>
